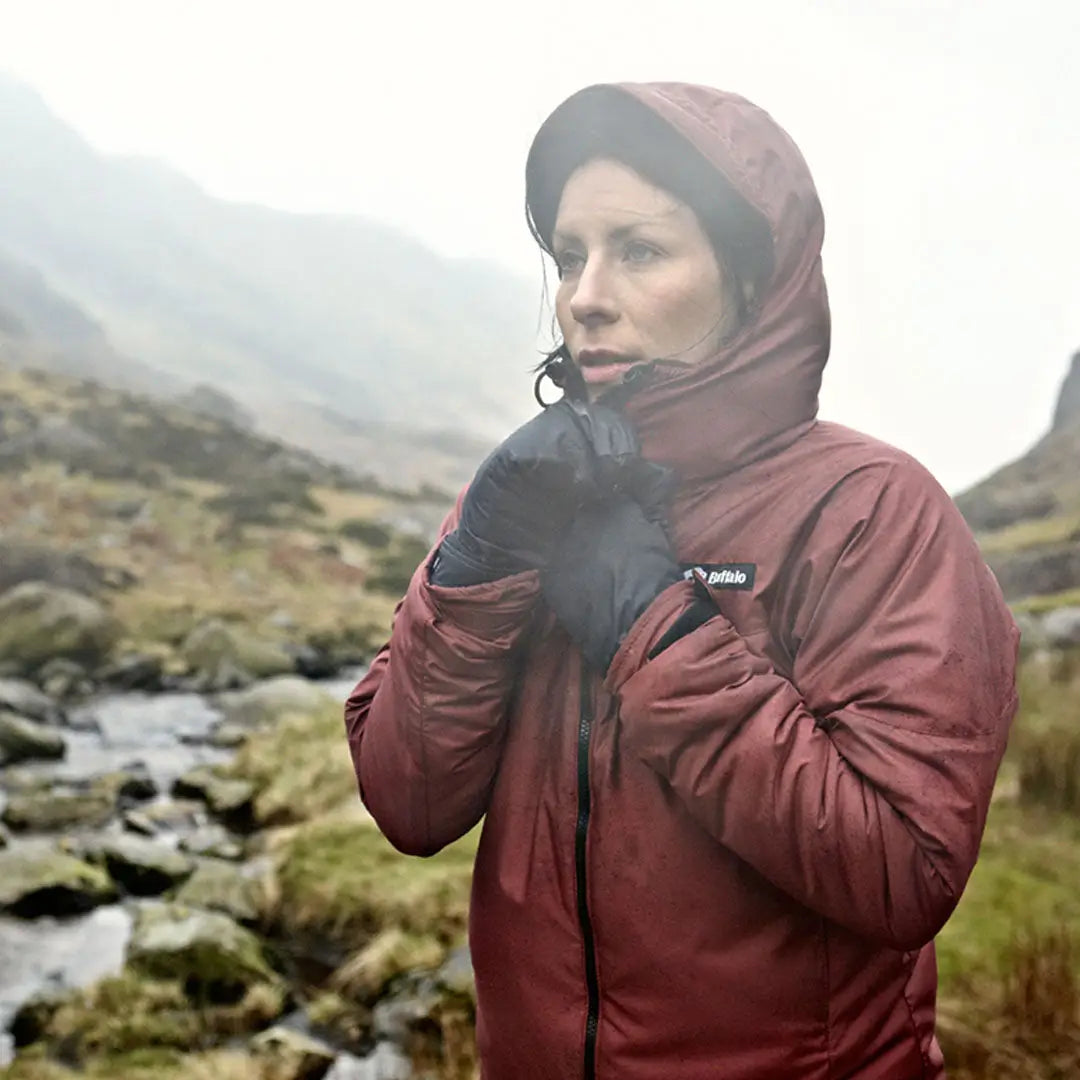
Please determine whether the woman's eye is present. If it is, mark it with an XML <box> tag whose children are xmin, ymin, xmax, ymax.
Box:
<box><xmin>625</xmin><ymin>240</ymin><xmax>659</xmax><ymax>263</ymax></box>
<box><xmin>555</xmin><ymin>251</ymin><xmax>584</xmax><ymax>276</ymax></box>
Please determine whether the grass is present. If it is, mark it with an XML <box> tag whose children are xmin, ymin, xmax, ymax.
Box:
<box><xmin>270</xmin><ymin>816</ymin><xmax>477</xmax><ymax>953</ymax></box>
<box><xmin>977</xmin><ymin>514</ymin><xmax>1080</xmax><ymax>556</ymax></box>
<box><xmin>1014</xmin><ymin>588</ymin><xmax>1080</xmax><ymax>615</ymax></box>
<box><xmin>229</xmin><ymin>702</ymin><xmax>362</xmax><ymax>827</ymax></box>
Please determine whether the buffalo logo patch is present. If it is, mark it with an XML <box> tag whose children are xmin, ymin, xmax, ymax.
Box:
<box><xmin>681</xmin><ymin>563</ymin><xmax>756</xmax><ymax>591</ymax></box>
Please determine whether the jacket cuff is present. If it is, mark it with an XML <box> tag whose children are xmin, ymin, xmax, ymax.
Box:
<box><xmin>417</xmin><ymin>558</ymin><xmax>540</xmax><ymax>640</ymax></box>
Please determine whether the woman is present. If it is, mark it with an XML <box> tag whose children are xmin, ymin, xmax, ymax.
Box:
<box><xmin>345</xmin><ymin>82</ymin><xmax>1019</xmax><ymax>1079</ymax></box>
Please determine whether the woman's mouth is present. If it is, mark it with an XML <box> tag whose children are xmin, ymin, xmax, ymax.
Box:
<box><xmin>577</xmin><ymin>350</ymin><xmax>637</xmax><ymax>385</ymax></box>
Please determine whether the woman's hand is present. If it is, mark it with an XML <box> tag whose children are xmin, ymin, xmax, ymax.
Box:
<box><xmin>430</xmin><ymin>399</ymin><xmax>642</xmax><ymax>587</ymax></box>
<box><xmin>542</xmin><ymin>496</ymin><xmax>706</xmax><ymax>672</ymax></box>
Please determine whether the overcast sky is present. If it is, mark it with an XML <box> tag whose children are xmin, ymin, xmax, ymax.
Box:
<box><xmin>1</xmin><ymin>0</ymin><xmax>1077</xmax><ymax>494</ymax></box>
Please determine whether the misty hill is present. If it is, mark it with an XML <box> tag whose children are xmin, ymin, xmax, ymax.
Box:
<box><xmin>0</xmin><ymin>74</ymin><xmax>542</xmax><ymax>488</ymax></box>
<box><xmin>956</xmin><ymin>349</ymin><xmax>1080</xmax><ymax>607</ymax></box>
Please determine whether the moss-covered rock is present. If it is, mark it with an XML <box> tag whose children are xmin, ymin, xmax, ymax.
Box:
<box><xmin>173</xmin><ymin>861</ymin><xmax>262</xmax><ymax>925</ymax></box>
<box><xmin>14</xmin><ymin>969</ymin><xmax>285</xmax><ymax>1067</ymax></box>
<box><xmin>181</xmin><ymin>619</ymin><xmax>296</xmax><ymax>681</ymax></box>
<box><xmin>0</xmin><ymin>848</ymin><xmax>117</xmax><ymax>916</ymax></box>
<box><xmin>0</xmin><ymin>677</ymin><xmax>66</xmax><ymax>725</ymax></box>
<box><xmin>0</xmin><ymin>710</ymin><xmax>66</xmax><ymax>764</ymax></box>
<box><xmin>172</xmin><ymin>765</ymin><xmax>255</xmax><ymax>828</ymax></box>
<box><xmin>90</xmin><ymin>837</ymin><xmax>195</xmax><ymax>896</ymax></box>
<box><xmin>215</xmin><ymin>677</ymin><xmax>336</xmax><ymax>730</ymax></box>
<box><xmin>126</xmin><ymin>901</ymin><xmax>282</xmax><ymax>1000</ymax></box>
<box><xmin>2</xmin><ymin>788</ymin><xmax>115</xmax><ymax>832</ymax></box>
<box><xmin>0</xmin><ymin>582</ymin><xmax>119</xmax><ymax>675</ymax></box>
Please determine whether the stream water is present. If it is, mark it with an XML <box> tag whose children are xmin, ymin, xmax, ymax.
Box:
<box><xmin>0</xmin><ymin>670</ymin><xmax>363</xmax><ymax>1068</ymax></box>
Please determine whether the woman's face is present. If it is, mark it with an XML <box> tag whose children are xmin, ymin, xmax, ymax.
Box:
<box><xmin>552</xmin><ymin>157</ymin><xmax>729</xmax><ymax>399</ymax></box>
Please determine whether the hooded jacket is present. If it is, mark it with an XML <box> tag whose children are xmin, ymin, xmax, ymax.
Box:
<box><xmin>345</xmin><ymin>83</ymin><xmax>1020</xmax><ymax>1079</ymax></box>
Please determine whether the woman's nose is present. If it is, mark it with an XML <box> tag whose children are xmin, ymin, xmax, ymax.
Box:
<box><xmin>568</xmin><ymin>256</ymin><xmax>618</xmax><ymax>326</ymax></box>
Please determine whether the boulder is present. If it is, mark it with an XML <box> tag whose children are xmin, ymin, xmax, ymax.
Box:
<box><xmin>178</xmin><ymin>824</ymin><xmax>244</xmax><ymax>861</ymax></box>
<box><xmin>0</xmin><ymin>848</ymin><xmax>117</xmax><ymax>916</ymax></box>
<box><xmin>2</xmin><ymin>787</ymin><xmax>115</xmax><ymax>832</ymax></box>
<box><xmin>0</xmin><ymin>677</ymin><xmax>66</xmax><ymax>725</ymax></box>
<box><xmin>38</xmin><ymin>657</ymin><xmax>96</xmax><ymax>701</ymax></box>
<box><xmin>1043</xmin><ymin>606</ymin><xmax>1080</xmax><ymax>649</ymax></box>
<box><xmin>215</xmin><ymin>676</ymin><xmax>335</xmax><ymax>729</ymax></box>
<box><xmin>90</xmin><ymin>836</ymin><xmax>195</xmax><ymax>896</ymax></box>
<box><xmin>0</xmin><ymin>710</ymin><xmax>66</xmax><ymax>764</ymax></box>
<box><xmin>97</xmin><ymin>762</ymin><xmax>158</xmax><ymax>803</ymax></box>
<box><xmin>181</xmin><ymin>618</ymin><xmax>296</xmax><ymax>681</ymax></box>
<box><xmin>172</xmin><ymin>765</ymin><xmax>255</xmax><ymax>827</ymax></box>
<box><xmin>173</xmin><ymin>860</ymin><xmax>261</xmax><ymax>924</ymax></box>
<box><xmin>0</xmin><ymin>582</ymin><xmax>119</xmax><ymax>675</ymax></box>
<box><xmin>126</xmin><ymin>901</ymin><xmax>281</xmax><ymax>997</ymax></box>
<box><xmin>97</xmin><ymin>651</ymin><xmax>165</xmax><ymax>692</ymax></box>
<box><xmin>250</xmin><ymin>1026</ymin><xmax>337</xmax><ymax>1080</ymax></box>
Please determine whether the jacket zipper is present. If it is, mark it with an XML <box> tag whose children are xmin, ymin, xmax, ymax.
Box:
<box><xmin>576</xmin><ymin>668</ymin><xmax>600</xmax><ymax>1080</ymax></box>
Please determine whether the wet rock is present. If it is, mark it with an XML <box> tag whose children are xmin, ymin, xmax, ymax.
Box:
<box><xmin>89</xmin><ymin>836</ymin><xmax>195</xmax><ymax>896</ymax></box>
<box><xmin>172</xmin><ymin>765</ymin><xmax>255</xmax><ymax>828</ymax></box>
<box><xmin>0</xmin><ymin>677</ymin><xmax>66</xmax><ymax>726</ymax></box>
<box><xmin>207</xmin><ymin>722</ymin><xmax>249</xmax><ymax>749</ymax></box>
<box><xmin>126</xmin><ymin>901</ymin><xmax>281</xmax><ymax>997</ymax></box>
<box><xmin>123</xmin><ymin>809</ymin><xmax>158</xmax><ymax>837</ymax></box>
<box><xmin>324</xmin><ymin>1045</ymin><xmax>413</xmax><ymax>1080</ymax></box>
<box><xmin>97</xmin><ymin>651</ymin><xmax>165</xmax><ymax>692</ymax></box>
<box><xmin>131</xmin><ymin>798</ymin><xmax>205</xmax><ymax>833</ymax></box>
<box><xmin>0</xmin><ymin>582</ymin><xmax>119</xmax><ymax>677</ymax></box>
<box><xmin>8</xmin><ymin>985</ymin><xmax>74</xmax><ymax>1047</ymax></box>
<box><xmin>0</xmin><ymin>710</ymin><xmax>66</xmax><ymax>764</ymax></box>
<box><xmin>288</xmin><ymin>643</ymin><xmax>340</xmax><ymax>680</ymax></box>
<box><xmin>97</xmin><ymin>761</ymin><xmax>158</xmax><ymax>803</ymax></box>
<box><xmin>250</xmin><ymin>1025</ymin><xmax>337</xmax><ymax>1080</ymax></box>
<box><xmin>1043</xmin><ymin>606</ymin><xmax>1080</xmax><ymax>648</ymax></box>
<box><xmin>178</xmin><ymin>721</ymin><xmax>248</xmax><ymax>750</ymax></box>
<box><xmin>37</xmin><ymin>658</ymin><xmax>96</xmax><ymax>702</ymax></box>
<box><xmin>0</xmin><ymin>849</ymin><xmax>117</xmax><ymax>916</ymax></box>
<box><xmin>182</xmin><ymin>618</ymin><xmax>296</xmax><ymax>682</ymax></box>
<box><xmin>215</xmin><ymin>676</ymin><xmax>336</xmax><ymax>729</ymax></box>
<box><xmin>2</xmin><ymin>787</ymin><xmax>115</xmax><ymax>832</ymax></box>
<box><xmin>178</xmin><ymin>825</ymin><xmax>245</xmax><ymax>861</ymax></box>
<box><xmin>173</xmin><ymin>860</ymin><xmax>260</xmax><ymax>924</ymax></box>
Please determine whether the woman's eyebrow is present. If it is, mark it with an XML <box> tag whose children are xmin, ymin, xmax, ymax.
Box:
<box><xmin>552</xmin><ymin>220</ymin><xmax>667</xmax><ymax>247</ymax></box>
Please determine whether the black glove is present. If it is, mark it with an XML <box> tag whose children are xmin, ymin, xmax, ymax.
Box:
<box><xmin>430</xmin><ymin>399</ymin><xmax>642</xmax><ymax>587</ymax></box>
<box><xmin>541</xmin><ymin>496</ymin><xmax>690</xmax><ymax>673</ymax></box>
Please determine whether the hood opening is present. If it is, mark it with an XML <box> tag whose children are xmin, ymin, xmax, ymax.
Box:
<box><xmin>525</xmin><ymin>84</ymin><xmax>775</xmax><ymax>333</ymax></box>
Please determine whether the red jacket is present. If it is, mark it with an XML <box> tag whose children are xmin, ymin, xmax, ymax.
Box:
<box><xmin>345</xmin><ymin>83</ymin><xmax>1019</xmax><ymax>1080</ymax></box>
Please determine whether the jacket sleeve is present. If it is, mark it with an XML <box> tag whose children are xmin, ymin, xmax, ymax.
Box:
<box><xmin>344</xmin><ymin>506</ymin><xmax>541</xmax><ymax>856</ymax></box>
<box><xmin>605</xmin><ymin>460</ymin><xmax>1020</xmax><ymax>951</ymax></box>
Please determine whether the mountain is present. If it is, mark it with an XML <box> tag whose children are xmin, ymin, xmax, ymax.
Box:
<box><xmin>956</xmin><ymin>349</ymin><xmax>1080</xmax><ymax>606</ymax></box>
<box><xmin>0</xmin><ymin>74</ymin><xmax>542</xmax><ymax>488</ymax></box>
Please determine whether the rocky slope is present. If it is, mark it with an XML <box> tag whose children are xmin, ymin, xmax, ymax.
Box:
<box><xmin>956</xmin><ymin>348</ymin><xmax>1080</xmax><ymax>608</ymax></box>
<box><xmin>0</xmin><ymin>361</ymin><xmax>450</xmax><ymax>698</ymax></box>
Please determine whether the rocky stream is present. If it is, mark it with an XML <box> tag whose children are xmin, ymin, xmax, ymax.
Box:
<box><xmin>0</xmin><ymin>669</ymin><xmax>450</xmax><ymax>1079</ymax></box>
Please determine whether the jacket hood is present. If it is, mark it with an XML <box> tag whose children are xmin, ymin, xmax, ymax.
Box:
<box><xmin>536</xmin><ymin>82</ymin><xmax>831</xmax><ymax>486</ymax></box>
